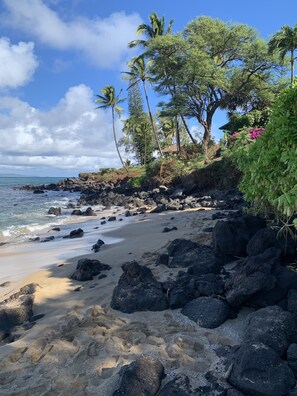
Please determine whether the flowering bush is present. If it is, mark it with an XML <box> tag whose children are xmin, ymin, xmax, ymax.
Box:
<box><xmin>231</xmin><ymin>83</ymin><xmax>297</xmax><ymax>233</ymax></box>
<box><xmin>249</xmin><ymin>127</ymin><xmax>265</xmax><ymax>140</ymax></box>
<box><xmin>229</xmin><ymin>127</ymin><xmax>265</xmax><ymax>146</ymax></box>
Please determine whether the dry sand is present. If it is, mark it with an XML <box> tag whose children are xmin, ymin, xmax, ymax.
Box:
<box><xmin>0</xmin><ymin>208</ymin><xmax>247</xmax><ymax>395</ymax></box>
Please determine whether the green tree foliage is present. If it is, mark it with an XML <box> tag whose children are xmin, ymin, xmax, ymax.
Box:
<box><xmin>147</xmin><ymin>34</ymin><xmax>197</xmax><ymax>148</ymax></box>
<box><xmin>220</xmin><ymin>109</ymin><xmax>272</xmax><ymax>135</ymax></box>
<box><xmin>158</xmin><ymin>114</ymin><xmax>190</xmax><ymax>149</ymax></box>
<box><xmin>268</xmin><ymin>24</ymin><xmax>297</xmax><ymax>85</ymax></box>
<box><xmin>121</xmin><ymin>80</ymin><xmax>154</xmax><ymax>164</ymax></box>
<box><xmin>149</xmin><ymin>17</ymin><xmax>286</xmax><ymax>154</ymax></box>
<box><xmin>123</xmin><ymin>56</ymin><xmax>163</xmax><ymax>156</ymax></box>
<box><xmin>95</xmin><ymin>86</ymin><xmax>128</xmax><ymax>172</ymax></box>
<box><xmin>233</xmin><ymin>83</ymin><xmax>297</xmax><ymax>229</ymax></box>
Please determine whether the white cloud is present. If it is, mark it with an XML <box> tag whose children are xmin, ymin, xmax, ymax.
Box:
<box><xmin>2</xmin><ymin>0</ymin><xmax>142</xmax><ymax>68</ymax></box>
<box><xmin>0</xmin><ymin>84</ymin><xmax>126</xmax><ymax>175</ymax></box>
<box><xmin>0</xmin><ymin>37</ymin><xmax>38</xmax><ymax>89</ymax></box>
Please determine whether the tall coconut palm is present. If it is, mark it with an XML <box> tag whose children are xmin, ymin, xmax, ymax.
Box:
<box><xmin>123</xmin><ymin>57</ymin><xmax>163</xmax><ymax>157</ymax></box>
<box><xmin>268</xmin><ymin>24</ymin><xmax>297</xmax><ymax>85</ymax></box>
<box><xmin>128</xmin><ymin>12</ymin><xmax>174</xmax><ymax>49</ymax></box>
<box><xmin>95</xmin><ymin>86</ymin><xmax>128</xmax><ymax>172</ymax></box>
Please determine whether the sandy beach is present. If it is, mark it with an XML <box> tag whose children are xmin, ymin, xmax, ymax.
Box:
<box><xmin>0</xmin><ymin>207</ymin><xmax>247</xmax><ymax>395</ymax></box>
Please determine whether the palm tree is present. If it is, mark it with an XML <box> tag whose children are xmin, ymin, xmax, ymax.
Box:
<box><xmin>128</xmin><ymin>12</ymin><xmax>174</xmax><ymax>49</ymax></box>
<box><xmin>95</xmin><ymin>86</ymin><xmax>128</xmax><ymax>172</ymax></box>
<box><xmin>268</xmin><ymin>24</ymin><xmax>297</xmax><ymax>85</ymax></box>
<box><xmin>123</xmin><ymin>57</ymin><xmax>163</xmax><ymax>157</ymax></box>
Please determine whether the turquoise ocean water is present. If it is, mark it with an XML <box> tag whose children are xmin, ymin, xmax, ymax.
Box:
<box><xmin>0</xmin><ymin>176</ymin><xmax>80</xmax><ymax>241</ymax></box>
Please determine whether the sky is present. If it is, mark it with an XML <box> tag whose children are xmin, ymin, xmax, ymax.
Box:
<box><xmin>0</xmin><ymin>0</ymin><xmax>296</xmax><ymax>177</ymax></box>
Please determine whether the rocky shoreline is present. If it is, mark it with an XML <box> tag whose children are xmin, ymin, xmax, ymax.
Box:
<box><xmin>20</xmin><ymin>173</ymin><xmax>244</xmax><ymax>215</ymax></box>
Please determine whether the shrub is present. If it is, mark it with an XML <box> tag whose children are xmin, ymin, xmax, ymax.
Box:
<box><xmin>233</xmin><ymin>83</ymin><xmax>297</xmax><ymax>230</ymax></box>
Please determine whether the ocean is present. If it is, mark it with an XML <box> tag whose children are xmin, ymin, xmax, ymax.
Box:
<box><xmin>0</xmin><ymin>176</ymin><xmax>80</xmax><ymax>242</ymax></box>
<box><xmin>0</xmin><ymin>176</ymin><xmax>129</xmax><ymax>285</ymax></box>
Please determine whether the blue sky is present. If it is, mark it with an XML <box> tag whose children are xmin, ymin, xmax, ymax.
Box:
<box><xmin>0</xmin><ymin>0</ymin><xmax>296</xmax><ymax>176</ymax></box>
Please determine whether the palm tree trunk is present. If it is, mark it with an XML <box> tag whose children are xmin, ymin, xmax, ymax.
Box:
<box><xmin>144</xmin><ymin>128</ymin><xmax>147</xmax><ymax>164</ymax></box>
<box><xmin>112</xmin><ymin>107</ymin><xmax>128</xmax><ymax>172</ymax></box>
<box><xmin>291</xmin><ymin>50</ymin><xmax>295</xmax><ymax>85</ymax></box>
<box><xmin>180</xmin><ymin>115</ymin><xmax>198</xmax><ymax>146</ymax></box>
<box><xmin>175</xmin><ymin>116</ymin><xmax>181</xmax><ymax>156</ymax></box>
<box><xmin>142</xmin><ymin>81</ymin><xmax>163</xmax><ymax>157</ymax></box>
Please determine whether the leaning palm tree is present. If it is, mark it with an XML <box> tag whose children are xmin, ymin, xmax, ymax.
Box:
<box><xmin>95</xmin><ymin>85</ymin><xmax>128</xmax><ymax>172</ymax></box>
<box><xmin>268</xmin><ymin>24</ymin><xmax>297</xmax><ymax>85</ymax></box>
<box><xmin>123</xmin><ymin>57</ymin><xmax>163</xmax><ymax>157</ymax></box>
<box><xmin>128</xmin><ymin>11</ymin><xmax>174</xmax><ymax>49</ymax></box>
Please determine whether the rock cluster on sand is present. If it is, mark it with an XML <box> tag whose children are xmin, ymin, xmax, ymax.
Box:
<box><xmin>70</xmin><ymin>258</ymin><xmax>111</xmax><ymax>281</ymax></box>
<box><xmin>110</xmin><ymin>261</ymin><xmax>168</xmax><ymax>313</ymax></box>
<box><xmin>110</xmin><ymin>212</ymin><xmax>297</xmax><ymax>395</ymax></box>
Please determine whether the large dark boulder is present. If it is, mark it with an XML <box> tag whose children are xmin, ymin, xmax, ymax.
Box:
<box><xmin>288</xmin><ymin>344</ymin><xmax>297</xmax><ymax>378</ymax></box>
<box><xmin>247</xmin><ymin>283</ymin><xmax>286</xmax><ymax>309</ymax></box>
<box><xmin>113</xmin><ymin>355</ymin><xmax>165</xmax><ymax>396</ymax></box>
<box><xmin>249</xmin><ymin>267</ymin><xmax>297</xmax><ymax>309</ymax></box>
<box><xmin>246</xmin><ymin>228</ymin><xmax>278</xmax><ymax>256</ymax></box>
<box><xmin>111</xmin><ymin>261</ymin><xmax>168</xmax><ymax>313</ymax></box>
<box><xmin>167</xmin><ymin>239</ymin><xmax>199</xmax><ymax>257</ymax></box>
<box><xmin>274</xmin><ymin>267</ymin><xmax>297</xmax><ymax>295</ymax></box>
<box><xmin>194</xmin><ymin>273</ymin><xmax>225</xmax><ymax>296</ymax></box>
<box><xmin>243</xmin><ymin>305</ymin><xmax>297</xmax><ymax>356</ymax></box>
<box><xmin>225</xmin><ymin>247</ymin><xmax>281</xmax><ymax>307</ymax></box>
<box><xmin>181</xmin><ymin>297</ymin><xmax>229</xmax><ymax>328</ymax></box>
<box><xmin>228</xmin><ymin>342</ymin><xmax>296</xmax><ymax>396</ymax></box>
<box><xmin>287</xmin><ymin>289</ymin><xmax>297</xmax><ymax>317</ymax></box>
<box><xmin>158</xmin><ymin>375</ymin><xmax>195</xmax><ymax>396</ymax></box>
<box><xmin>155</xmin><ymin>253</ymin><xmax>169</xmax><ymax>266</ymax></box>
<box><xmin>168</xmin><ymin>242</ymin><xmax>219</xmax><ymax>275</ymax></box>
<box><xmin>213</xmin><ymin>215</ymin><xmax>266</xmax><ymax>258</ymax></box>
<box><xmin>168</xmin><ymin>286</ymin><xmax>195</xmax><ymax>310</ymax></box>
<box><xmin>170</xmin><ymin>246</ymin><xmax>212</xmax><ymax>269</ymax></box>
<box><xmin>70</xmin><ymin>258</ymin><xmax>111</xmax><ymax>281</ymax></box>
<box><xmin>197</xmin><ymin>371</ymin><xmax>236</xmax><ymax>395</ymax></box>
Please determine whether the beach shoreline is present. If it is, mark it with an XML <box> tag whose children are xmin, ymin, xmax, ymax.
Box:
<box><xmin>0</xmin><ymin>206</ymin><xmax>245</xmax><ymax>395</ymax></box>
<box><xmin>0</xmin><ymin>204</ymin><xmax>134</xmax><ymax>296</ymax></box>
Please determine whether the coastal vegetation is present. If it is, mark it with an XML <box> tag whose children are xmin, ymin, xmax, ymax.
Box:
<box><xmin>96</xmin><ymin>13</ymin><xmax>297</xmax><ymax>230</ymax></box>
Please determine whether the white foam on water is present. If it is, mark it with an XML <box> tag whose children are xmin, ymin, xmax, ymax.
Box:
<box><xmin>0</xmin><ymin>206</ymin><xmax>134</xmax><ymax>285</ymax></box>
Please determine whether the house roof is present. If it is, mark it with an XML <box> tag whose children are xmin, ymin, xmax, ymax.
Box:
<box><xmin>162</xmin><ymin>144</ymin><xmax>181</xmax><ymax>153</ymax></box>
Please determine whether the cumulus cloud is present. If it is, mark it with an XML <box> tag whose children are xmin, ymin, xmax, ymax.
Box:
<box><xmin>2</xmin><ymin>0</ymin><xmax>142</xmax><ymax>68</ymax></box>
<box><xmin>0</xmin><ymin>84</ymin><xmax>126</xmax><ymax>175</ymax></box>
<box><xmin>0</xmin><ymin>37</ymin><xmax>38</xmax><ymax>89</ymax></box>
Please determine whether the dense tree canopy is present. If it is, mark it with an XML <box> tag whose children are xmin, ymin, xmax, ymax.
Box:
<box><xmin>148</xmin><ymin>16</ymin><xmax>286</xmax><ymax>153</ymax></box>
